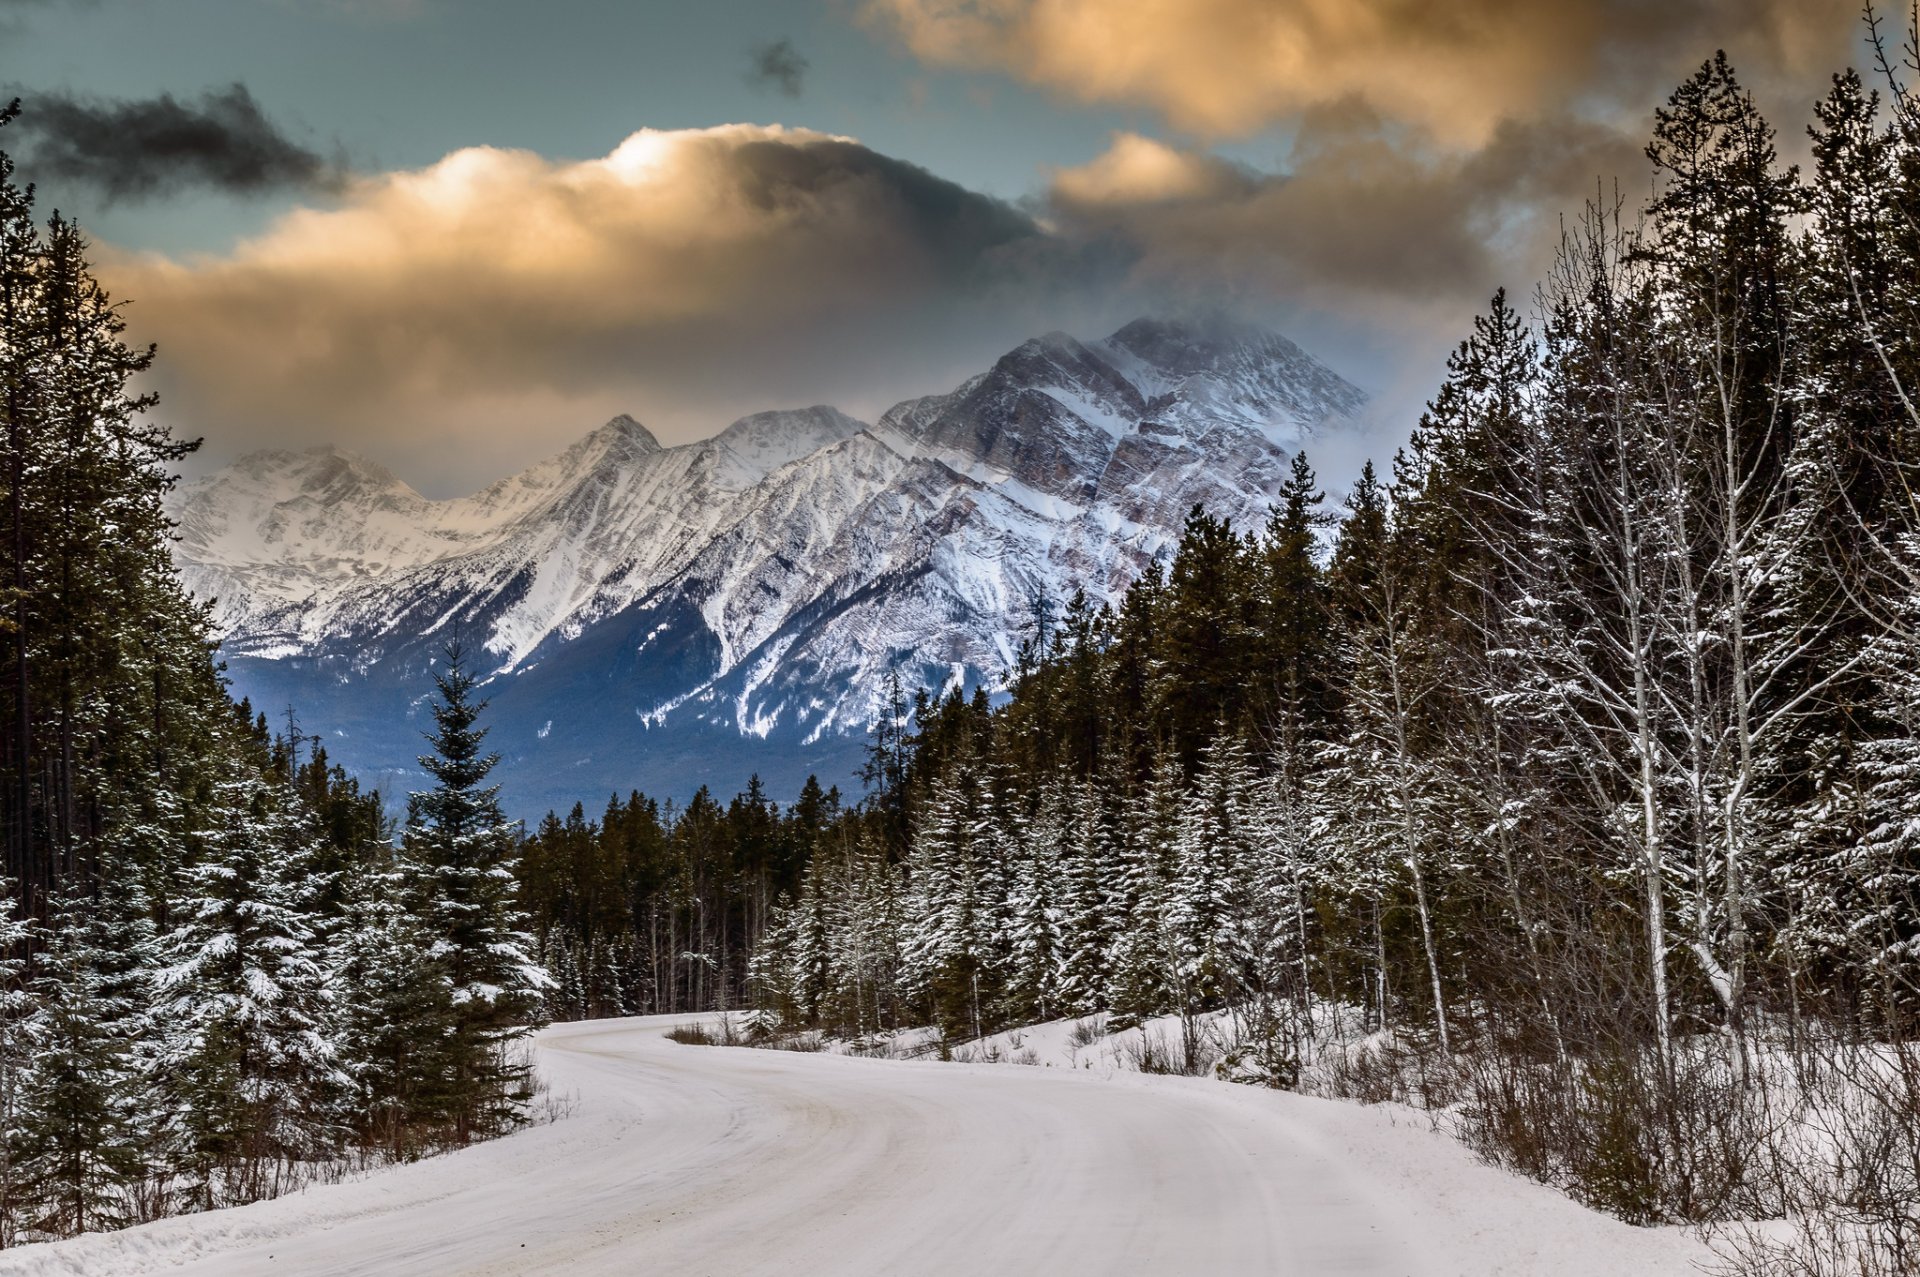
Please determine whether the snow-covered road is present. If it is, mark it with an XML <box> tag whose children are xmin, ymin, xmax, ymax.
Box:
<box><xmin>5</xmin><ymin>1015</ymin><xmax>1712</xmax><ymax>1276</ymax></box>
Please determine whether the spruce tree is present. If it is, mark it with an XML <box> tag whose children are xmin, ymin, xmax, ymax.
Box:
<box><xmin>15</xmin><ymin>896</ymin><xmax>143</xmax><ymax>1238</ymax></box>
<box><xmin>901</xmin><ymin>769</ymin><xmax>1000</xmax><ymax>1039</ymax></box>
<box><xmin>1</xmin><ymin>106</ymin><xmax>227</xmax><ymax>917</ymax></box>
<box><xmin>328</xmin><ymin>864</ymin><xmax>447</xmax><ymax>1156</ymax></box>
<box><xmin>152</xmin><ymin>776</ymin><xmax>337</xmax><ymax>1210</ymax></box>
<box><xmin>1005</xmin><ymin>785</ymin><xmax>1065</xmax><ymax>1022</ymax></box>
<box><xmin>1254</xmin><ymin>452</ymin><xmax>1337</xmax><ymax>741</ymax></box>
<box><xmin>401</xmin><ymin>644</ymin><xmax>550</xmax><ymax>1142</ymax></box>
<box><xmin>0</xmin><ymin>879</ymin><xmax>34</xmax><ymax>1245</ymax></box>
<box><xmin>1169</xmin><ymin>734</ymin><xmax>1257</xmax><ymax>1009</ymax></box>
<box><xmin>1106</xmin><ymin>756</ymin><xmax>1181</xmax><ymax>1028</ymax></box>
<box><xmin>1055</xmin><ymin>782</ymin><xmax>1113</xmax><ymax>1016</ymax></box>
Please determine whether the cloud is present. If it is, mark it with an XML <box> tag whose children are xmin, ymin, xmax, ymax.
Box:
<box><xmin>1032</xmin><ymin>116</ymin><xmax>1656</xmax><ymax>466</ymax></box>
<box><xmin>7</xmin><ymin>84</ymin><xmax>343</xmax><ymax>203</ymax></box>
<box><xmin>102</xmin><ymin>125</ymin><xmax>1125</xmax><ymax>488</ymax></box>
<box><xmin>862</xmin><ymin>0</ymin><xmax>1860</xmax><ymax>142</ymax></box>
<box><xmin>94</xmin><ymin>27</ymin><xmax>1844</xmax><ymax>496</ymax></box>
<box><xmin>1048</xmin><ymin>132</ymin><xmax>1247</xmax><ymax>207</ymax></box>
<box><xmin>1048</xmin><ymin>116</ymin><xmax>1647</xmax><ymax>311</ymax></box>
<box><xmin>746</xmin><ymin>37</ymin><xmax>810</xmax><ymax>98</ymax></box>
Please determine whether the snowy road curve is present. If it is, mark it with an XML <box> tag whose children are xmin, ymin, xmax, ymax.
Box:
<box><xmin>5</xmin><ymin>1015</ymin><xmax>1711</xmax><ymax>1276</ymax></box>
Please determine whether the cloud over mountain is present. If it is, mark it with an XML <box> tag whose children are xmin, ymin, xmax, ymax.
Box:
<box><xmin>102</xmin><ymin>124</ymin><xmax>1121</xmax><ymax>485</ymax></box>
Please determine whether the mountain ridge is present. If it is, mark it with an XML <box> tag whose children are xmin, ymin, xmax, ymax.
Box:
<box><xmin>172</xmin><ymin>315</ymin><xmax>1366</xmax><ymax>816</ymax></box>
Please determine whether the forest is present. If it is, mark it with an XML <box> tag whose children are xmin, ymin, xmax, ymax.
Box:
<box><xmin>0</xmin><ymin>104</ymin><xmax>549</xmax><ymax>1244</ymax></box>
<box><xmin>517</xmin><ymin>776</ymin><xmax>828</xmax><ymax>1019</ymax></box>
<box><xmin>526</xmin><ymin>41</ymin><xmax>1920</xmax><ymax>1274</ymax></box>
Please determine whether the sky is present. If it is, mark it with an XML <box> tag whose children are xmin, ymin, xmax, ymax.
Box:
<box><xmin>0</xmin><ymin>0</ymin><xmax>1879</xmax><ymax>494</ymax></box>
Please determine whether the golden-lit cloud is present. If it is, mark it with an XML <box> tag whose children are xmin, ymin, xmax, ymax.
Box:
<box><xmin>1048</xmin><ymin>132</ymin><xmax>1245</xmax><ymax>207</ymax></box>
<box><xmin>864</xmin><ymin>0</ymin><xmax>1858</xmax><ymax>142</ymax></box>
<box><xmin>103</xmin><ymin>125</ymin><xmax>1107</xmax><ymax>486</ymax></box>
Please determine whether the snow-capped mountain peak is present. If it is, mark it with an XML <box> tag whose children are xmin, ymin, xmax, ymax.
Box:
<box><xmin>170</xmin><ymin>316</ymin><xmax>1364</xmax><ymax>813</ymax></box>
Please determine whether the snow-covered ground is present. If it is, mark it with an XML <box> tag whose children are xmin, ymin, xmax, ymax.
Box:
<box><xmin>2</xmin><ymin>1014</ymin><xmax>1712</xmax><ymax>1276</ymax></box>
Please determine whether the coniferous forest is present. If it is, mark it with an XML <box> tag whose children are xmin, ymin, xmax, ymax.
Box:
<box><xmin>521</xmin><ymin>44</ymin><xmax>1920</xmax><ymax>1272</ymax></box>
<box><xmin>0</xmin><ymin>104</ymin><xmax>548</xmax><ymax>1244</ymax></box>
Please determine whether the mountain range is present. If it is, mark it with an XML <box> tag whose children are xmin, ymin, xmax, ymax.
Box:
<box><xmin>169</xmin><ymin>315</ymin><xmax>1366</xmax><ymax>818</ymax></box>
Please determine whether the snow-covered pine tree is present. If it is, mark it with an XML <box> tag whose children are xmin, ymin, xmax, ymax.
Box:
<box><xmin>400</xmin><ymin>644</ymin><xmax>551</xmax><ymax>1143</ymax></box>
<box><xmin>545</xmin><ymin>935</ymin><xmax>586</xmax><ymax>1024</ymax></box>
<box><xmin>1005</xmin><ymin>783</ymin><xmax>1065</xmax><ymax>1022</ymax></box>
<box><xmin>745</xmin><ymin>891</ymin><xmax>801</xmax><ymax>1029</ymax></box>
<box><xmin>1771</xmin><ymin>67</ymin><xmax>1920</xmax><ymax>1016</ymax></box>
<box><xmin>328</xmin><ymin>862</ymin><xmax>449</xmax><ymax>1156</ymax></box>
<box><xmin>14</xmin><ymin>895</ymin><xmax>144</xmax><ymax>1239</ymax></box>
<box><xmin>1056</xmin><ymin>781</ymin><xmax>1113</xmax><ymax>1016</ymax></box>
<box><xmin>152</xmin><ymin>775</ymin><xmax>338</xmax><ymax>1211</ymax></box>
<box><xmin>835</xmin><ymin>830</ymin><xmax>906</xmax><ymax>1037</ymax></box>
<box><xmin>0</xmin><ymin>878</ymin><xmax>35</xmax><ymax>1245</ymax></box>
<box><xmin>0</xmin><ymin>167</ymin><xmax>229</xmax><ymax>922</ymax></box>
<box><xmin>1847</xmin><ymin>533</ymin><xmax>1920</xmax><ymax>1014</ymax></box>
<box><xmin>901</xmin><ymin>769</ymin><xmax>1001</xmax><ymax>1040</ymax></box>
<box><xmin>1251</xmin><ymin>451</ymin><xmax>1338</xmax><ymax>745</ymax></box>
<box><xmin>800</xmin><ymin>858</ymin><xmax>845</xmax><ymax>1027</ymax></box>
<box><xmin>1216</xmin><ymin>772</ymin><xmax>1311</xmax><ymax>1085</ymax></box>
<box><xmin>1106</xmin><ymin>753</ymin><xmax>1182</xmax><ymax>1028</ymax></box>
<box><xmin>1169</xmin><ymin>734</ymin><xmax>1258</xmax><ymax>1012</ymax></box>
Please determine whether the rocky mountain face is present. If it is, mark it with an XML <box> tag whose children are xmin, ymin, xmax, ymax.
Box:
<box><xmin>172</xmin><ymin>316</ymin><xmax>1365</xmax><ymax>817</ymax></box>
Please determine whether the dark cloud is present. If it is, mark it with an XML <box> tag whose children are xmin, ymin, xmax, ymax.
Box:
<box><xmin>8</xmin><ymin>84</ymin><xmax>344</xmax><ymax>203</ymax></box>
<box><xmin>726</xmin><ymin>137</ymin><xmax>1040</xmax><ymax>274</ymax></box>
<box><xmin>745</xmin><ymin>37</ymin><xmax>809</xmax><ymax>98</ymax></box>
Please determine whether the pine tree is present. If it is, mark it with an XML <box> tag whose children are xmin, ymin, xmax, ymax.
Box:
<box><xmin>401</xmin><ymin>644</ymin><xmax>550</xmax><ymax>1142</ymax></box>
<box><xmin>152</xmin><ymin>776</ymin><xmax>337</xmax><ymax>1210</ymax></box>
<box><xmin>1158</xmin><ymin>506</ymin><xmax>1253</xmax><ymax>766</ymax></box>
<box><xmin>745</xmin><ymin>892</ymin><xmax>802</xmax><ymax>1029</ymax></box>
<box><xmin>1005</xmin><ymin>802</ymin><xmax>1063</xmax><ymax>1023</ymax></box>
<box><xmin>1106</xmin><ymin>755</ymin><xmax>1181</xmax><ymax>1027</ymax></box>
<box><xmin>1</xmin><ymin>105</ymin><xmax>228</xmax><ymax>919</ymax></box>
<box><xmin>1169</xmin><ymin>734</ymin><xmax>1257</xmax><ymax>1010</ymax></box>
<box><xmin>14</xmin><ymin>896</ymin><xmax>144</xmax><ymax>1238</ymax></box>
<box><xmin>1253</xmin><ymin>451</ymin><xmax>1337</xmax><ymax>742</ymax></box>
<box><xmin>1055</xmin><ymin>781</ymin><xmax>1113</xmax><ymax>1016</ymax></box>
<box><xmin>786</xmin><ymin>858</ymin><xmax>837</xmax><ymax>1026</ymax></box>
<box><xmin>901</xmin><ymin>769</ymin><xmax>1001</xmax><ymax>1039</ymax></box>
<box><xmin>1840</xmin><ymin>529</ymin><xmax>1920</xmax><ymax>1016</ymax></box>
<box><xmin>0</xmin><ymin>878</ymin><xmax>35</xmax><ymax>1245</ymax></box>
<box><xmin>328</xmin><ymin>863</ymin><xmax>448</xmax><ymax>1156</ymax></box>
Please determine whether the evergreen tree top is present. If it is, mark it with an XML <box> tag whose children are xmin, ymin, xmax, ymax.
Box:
<box><xmin>410</xmin><ymin>643</ymin><xmax>511</xmax><ymax>848</ymax></box>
